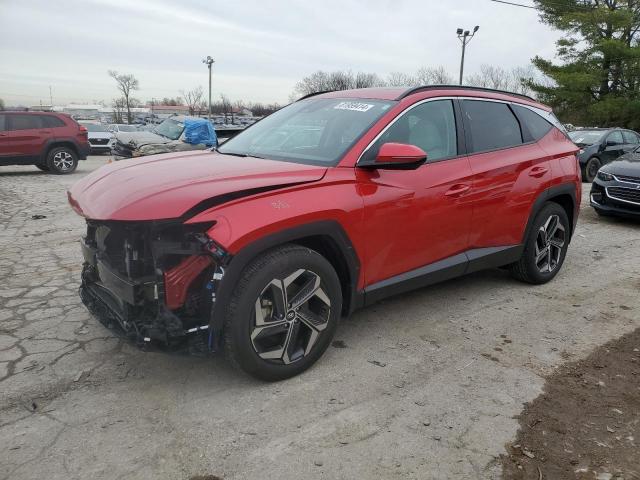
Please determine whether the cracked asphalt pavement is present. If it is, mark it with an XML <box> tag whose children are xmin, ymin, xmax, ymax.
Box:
<box><xmin>1</xmin><ymin>157</ymin><xmax>639</xmax><ymax>479</ymax></box>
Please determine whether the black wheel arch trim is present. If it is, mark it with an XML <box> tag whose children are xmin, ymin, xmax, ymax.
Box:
<box><xmin>42</xmin><ymin>138</ymin><xmax>84</xmax><ymax>162</ymax></box>
<box><xmin>522</xmin><ymin>183</ymin><xmax>577</xmax><ymax>244</ymax></box>
<box><xmin>209</xmin><ymin>220</ymin><xmax>361</xmax><ymax>344</ymax></box>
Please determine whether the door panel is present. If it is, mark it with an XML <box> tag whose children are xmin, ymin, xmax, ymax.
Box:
<box><xmin>467</xmin><ymin>142</ymin><xmax>552</xmax><ymax>247</ymax></box>
<box><xmin>6</xmin><ymin>114</ymin><xmax>47</xmax><ymax>163</ymax></box>
<box><xmin>357</xmin><ymin>157</ymin><xmax>473</xmax><ymax>286</ymax></box>
<box><xmin>461</xmin><ymin>99</ymin><xmax>552</xmax><ymax>248</ymax></box>
<box><xmin>0</xmin><ymin>114</ymin><xmax>11</xmax><ymax>159</ymax></box>
<box><xmin>601</xmin><ymin>131</ymin><xmax>624</xmax><ymax>164</ymax></box>
<box><xmin>356</xmin><ymin>98</ymin><xmax>473</xmax><ymax>286</ymax></box>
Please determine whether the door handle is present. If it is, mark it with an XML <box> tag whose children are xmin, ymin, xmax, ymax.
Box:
<box><xmin>529</xmin><ymin>166</ymin><xmax>549</xmax><ymax>178</ymax></box>
<box><xmin>444</xmin><ymin>184</ymin><xmax>471</xmax><ymax>197</ymax></box>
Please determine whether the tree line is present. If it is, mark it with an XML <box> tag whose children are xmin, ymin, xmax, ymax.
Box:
<box><xmin>107</xmin><ymin>72</ymin><xmax>281</xmax><ymax>123</ymax></box>
<box><xmin>292</xmin><ymin>65</ymin><xmax>538</xmax><ymax>99</ymax></box>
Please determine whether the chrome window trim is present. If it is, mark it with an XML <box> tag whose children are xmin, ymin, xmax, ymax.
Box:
<box><xmin>356</xmin><ymin>96</ymin><xmax>541</xmax><ymax>166</ymax></box>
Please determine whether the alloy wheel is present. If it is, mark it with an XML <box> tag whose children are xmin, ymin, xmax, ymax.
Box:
<box><xmin>53</xmin><ymin>151</ymin><xmax>74</xmax><ymax>171</ymax></box>
<box><xmin>534</xmin><ymin>214</ymin><xmax>566</xmax><ymax>273</ymax></box>
<box><xmin>250</xmin><ymin>269</ymin><xmax>331</xmax><ymax>365</ymax></box>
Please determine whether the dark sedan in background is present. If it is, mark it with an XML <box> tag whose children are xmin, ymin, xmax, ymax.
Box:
<box><xmin>569</xmin><ymin>128</ymin><xmax>640</xmax><ymax>182</ymax></box>
<box><xmin>590</xmin><ymin>147</ymin><xmax>640</xmax><ymax>218</ymax></box>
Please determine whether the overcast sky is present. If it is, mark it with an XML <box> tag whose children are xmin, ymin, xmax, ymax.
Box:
<box><xmin>0</xmin><ymin>0</ymin><xmax>560</xmax><ymax>107</ymax></box>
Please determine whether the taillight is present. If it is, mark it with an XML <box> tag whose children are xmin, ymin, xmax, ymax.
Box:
<box><xmin>79</xmin><ymin>125</ymin><xmax>88</xmax><ymax>133</ymax></box>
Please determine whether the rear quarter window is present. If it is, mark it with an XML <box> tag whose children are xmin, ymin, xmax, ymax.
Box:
<box><xmin>462</xmin><ymin>100</ymin><xmax>523</xmax><ymax>153</ymax></box>
<box><xmin>0</xmin><ymin>115</ymin><xmax>5</xmax><ymax>131</ymax></box>
<box><xmin>513</xmin><ymin>105</ymin><xmax>553</xmax><ymax>141</ymax></box>
<box><xmin>622</xmin><ymin>131</ymin><xmax>640</xmax><ymax>144</ymax></box>
<box><xmin>41</xmin><ymin>115</ymin><xmax>66</xmax><ymax>128</ymax></box>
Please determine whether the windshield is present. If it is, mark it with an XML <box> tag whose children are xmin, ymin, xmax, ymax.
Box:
<box><xmin>569</xmin><ymin>130</ymin><xmax>606</xmax><ymax>145</ymax></box>
<box><xmin>218</xmin><ymin>98</ymin><xmax>394</xmax><ymax>165</ymax></box>
<box><xmin>117</xmin><ymin>125</ymin><xmax>137</xmax><ymax>132</ymax></box>
<box><xmin>154</xmin><ymin>118</ymin><xmax>184</xmax><ymax>140</ymax></box>
<box><xmin>82</xmin><ymin>123</ymin><xmax>109</xmax><ymax>132</ymax></box>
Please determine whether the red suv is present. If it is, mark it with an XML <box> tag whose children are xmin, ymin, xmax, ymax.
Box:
<box><xmin>68</xmin><ymin>86</ymin><xmax>580</xmax><ymax>380</ymax></box>
<box><xmin>0</xmin><ymin>111</ymin><xmax>89</xmax><ymax>174</ymax></box>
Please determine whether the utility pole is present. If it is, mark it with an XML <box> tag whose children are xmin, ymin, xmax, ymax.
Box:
<box><xmin>49</xmin><ymin>86</ymin><xmax>53</xmax><ymax>108</ymax></box>
<box><xmin>202</xmin><ymin>56</ymin><xmax>215</xmax><ymax>121</ymax></box>
<box><xmin>457</xmin><ymin>26</ymin><xmax>479</xmax><ymax>85</ymax></box>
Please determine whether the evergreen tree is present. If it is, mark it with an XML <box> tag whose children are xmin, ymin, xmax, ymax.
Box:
<box><xmin>531</xmin><ymin>0</ymin><xmax>640</xmax><ymax>128</ymax></box>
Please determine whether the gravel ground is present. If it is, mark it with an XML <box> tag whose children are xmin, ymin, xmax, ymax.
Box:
<box><xmin>1</xmin><ymin>156</ymin><xmax>639</xmax><ymax>480</ymax></box>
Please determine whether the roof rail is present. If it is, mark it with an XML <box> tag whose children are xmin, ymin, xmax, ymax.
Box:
<box><xmin>295</xmin><ymin>90</ymin><xmax>335</xmax><ymax>101</ymax></box>
<box><xmin>397</xmin><ymin>85</ymin><xmax>536</xmax><ymax>102</ymax></box>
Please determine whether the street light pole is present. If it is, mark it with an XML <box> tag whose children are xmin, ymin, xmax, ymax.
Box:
<box><xmin>457</xmin><ymin>26</ymin><xmax>479</xmax><ymax>85</ymax></box>
<box><xmin>202</xmin><ymin>56</ymin><xmax>215</xmax><ymax>121</ymax></box>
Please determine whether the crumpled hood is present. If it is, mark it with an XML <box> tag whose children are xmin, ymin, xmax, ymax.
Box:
<box><xmin>115</xmin><ymin>131</ymin><xmax>171</xmax><ymax>147</ymax></box>
<box><xmin>68</xmin><ymin>150</ymin><xmax>327</xmax><ymax>221</ymax></box>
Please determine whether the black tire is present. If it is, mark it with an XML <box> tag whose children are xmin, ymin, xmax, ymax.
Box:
<box><xmin>46</xmin><ymin>147</ymin><xmax>78</xmax><ymax>174</ymax></box>
<box><xmin>35</xmin><ymin>164</ymin><xmax>49</xmax><ymax>171</ymax></box>
<box><xmin>511</xmin><ymin>202</ymin><xmax>570</xmax><ymax>285</ymax></box>
<box><xmin>581</xmin><ymin>156</ymin><xmax>601</xmax><ymax>183</ymax></box>
<box><xmin>223</xmin><ymin>244</ymin><xmax>342</xmax><ymax>381</ymax></box>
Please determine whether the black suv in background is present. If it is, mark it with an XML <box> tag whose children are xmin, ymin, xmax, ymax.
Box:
<box><xmin>569</xmin><ymin>128</ymin><xmax>640</xmax><ymax>182</ymax></box>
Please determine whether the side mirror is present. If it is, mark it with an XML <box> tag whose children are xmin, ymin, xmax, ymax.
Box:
<box><xmin>363</xmin><ymin>142</ymin><xmax>427</xmax><ymax>170</ymax></box>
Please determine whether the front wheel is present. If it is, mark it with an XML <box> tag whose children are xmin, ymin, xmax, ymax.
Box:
<box><xmin>581</xmin><ymin>157</ymin><xmax>601</xmax><ymax>183</ymax></box>
<box><xmin>511</xmin><ymin>202</ymin><xmax>570</xmax><ymax>284</ymax></box>
<box><xmin>223</xmin><ymin>244</ymin><xmax>342</xmax><ymax>381</ymax></box>
<box><xmin>46</xmin><ymin>147</ymin><xmax>78</xmax><ymax>174</ymax></box>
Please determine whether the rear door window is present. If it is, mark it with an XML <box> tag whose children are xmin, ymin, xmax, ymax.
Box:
<box><xmin>512</xmin><ymin>105</ymin><xmax>553</xmax><ymax>141</ymax></box>
<box><xmin>462</xmin><ymin>100</ymin><xmax>523</xmax><ymax>153</ymax></box>
<box><xmin>622</xmin><ymin>131</ymin><xmax>640</xmax><ymax>144</ymax></box>
<box><xmin>41</xmin><ymin>115</ymin><xmax>65</xmax><ymax>128</ymax></box>
<box><xmin>607</xmin><ymin>131</ymin><xmax>624</xmax><ymax>145</ymax></box>
<box><xmin>8</xmin><ymin>114</ymin><xmax>43</xmax><ymax>131</ymax></box>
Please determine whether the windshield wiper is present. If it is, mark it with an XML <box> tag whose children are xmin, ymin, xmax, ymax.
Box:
<box><xmin>216</xmin><ymin>149</ymin><xmax>264</xmax><ymax>159</ymax></box>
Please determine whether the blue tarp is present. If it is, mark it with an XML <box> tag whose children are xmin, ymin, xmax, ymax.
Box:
<box><xmin>183</xmin><ymin>118</ymin><xmax>218</xmax><ymax>147</ymax></box>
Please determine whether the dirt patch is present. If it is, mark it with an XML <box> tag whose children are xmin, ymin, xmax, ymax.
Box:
<box><xmin>501</xmin><ymin>328</ymin><xmax>640</xmax><ymax>479</ymax></box>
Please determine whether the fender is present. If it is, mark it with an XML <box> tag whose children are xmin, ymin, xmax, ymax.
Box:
<box><xmin>522</xmin><ymin>183</ymin><xmax>578</xmax><ymax>244</ymax></box>
<box><xmin>42</xmin><ymin>137</ymin><xmax>88</xmax><ymax>161</ymax></box>
<box><xmin>208</xmin><ymin>220</ymin><xmax>362</xmax><ymax>345</ymax></box>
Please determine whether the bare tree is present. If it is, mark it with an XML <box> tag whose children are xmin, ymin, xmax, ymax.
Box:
<box><xmin>108</xmin><ymin>70</ymin><xmax>139</xmax><ymax>123</ymax></box>
<box><xmin>220</xmin><ymin>94</ymin><xmax>232</xmax><ymax>123</ymax></box>
<box><xmin>293</xmin><ymin>70</ymin><xmax>387</xmax><ymax>97</ymax></box>
<box><xmin>182</xmin><ymin>86</ymin><xmax>205</xmax><ymax>115</ymax></box>
<box><xmin>386</xmin><ymin>72</ymin><xmax>418</xmax><ymax>87</ymax></box>
<box><xmin>415</xmin><ymin>66</ymin><xmax>454</xmax><ymax>85</ymax></box>
<box><xmin>111</xmin><ymin>97</ymin><xmax>126</xmax><ymax>123</ymax></box>
<box><xmin>0</xmin><ymin>98</ymin><xmax>4</xmax><ymax>111</ymax></box>
<box><xmin>354</xmin><ymin>72</ymin><xmax>386</xmax><ymax>89</ymax></box>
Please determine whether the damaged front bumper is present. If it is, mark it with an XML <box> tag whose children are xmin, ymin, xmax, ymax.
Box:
<box><xmin>78</xmin><ymin>220</ymin><xmax>229</xmax><ymax>352</ymax></box>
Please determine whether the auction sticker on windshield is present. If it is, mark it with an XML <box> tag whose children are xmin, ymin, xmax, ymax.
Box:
<box><xmin>334</xmin><ymin>101</ymin><xmax>375</xmax><ymax>112</ymax></box>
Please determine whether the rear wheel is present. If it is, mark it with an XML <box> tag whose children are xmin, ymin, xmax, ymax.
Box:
<box><xmin>511</xmin><ymin>202</ymin><xmax>570</xmax><ymax>284</ymax></box>
<box><xmin>224</xmin><ymin>244</ymin><xmax>342</xmax><ymax>381</ymax></box>
<box><xmin>581</xmin><ymin>156</ymin><xmax>601</xmax><ymax>183</ymax></box>
<box><xmin>46</xmin><ymin>147</ymin><xmax>78</xmax><ymax>174</ymax></box>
